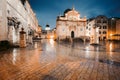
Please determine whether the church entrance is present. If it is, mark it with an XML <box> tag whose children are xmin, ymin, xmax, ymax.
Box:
<box><xmin>71</xmin><ymin>31</ymin><xmax>74</xmax><ymax>38</ymax></box>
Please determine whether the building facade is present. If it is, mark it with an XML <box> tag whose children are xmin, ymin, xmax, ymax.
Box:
<box><xmin>0</xmin><ymin>0</ymin><xmax>39</xmax><ymax>45</ymax></box>
<box><xmin>86</xmin><ymin>15</ymin><xmax>108</xmax><ymax>41</ymax></box>
<box><xmin>116</xmin><ymin>19</ymin><xmax>120</xmax><ymax>35</ymax></box>
<box><xmin>95</xmin><ymin>15</ymin><xmax>108</xmax><ymax>40</ymax></box>
<box><xmin>56</xmin><ymin>8</ymin><xmax>87</xmax><ymax>40</ymax></box>
<box><xmin>108</xmin><ymin>17</ymin><xmax>120</xmax><ymax>40</ymax></box>
<box><xmin>36</xmin><ymin>25</ymin><xmax>42</xmax><ymax>38</ymax></box>
<box><xmin>86</xmin><ymin>19</ymin><xmax>95</xmax><ymax>40</ymax></box>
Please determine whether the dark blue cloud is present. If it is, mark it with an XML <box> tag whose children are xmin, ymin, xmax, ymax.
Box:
<box><xmin>29</xmin><ymin>0</ymin><xmax>120</xmax><ymax>29</ymax></box>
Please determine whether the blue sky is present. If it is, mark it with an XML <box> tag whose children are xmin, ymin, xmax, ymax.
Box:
<box><xmin>29</xmin><ymin>0</ymin><xmax>120</xmax><ymax>29</ymax></box>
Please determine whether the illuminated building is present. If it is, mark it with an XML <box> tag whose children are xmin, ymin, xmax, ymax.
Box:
<box><xmin>116</xmin><ymin>19</ymin><xmax>120</xmax><ymax>35</ymax></box>
<box><xmin>56</xmin><ymin>7</ymin><xmax>87</xmax><ymax>40</ymax></box>
<box><xmin>108</xmin><ymin>17</ymin><xmax>120</xmax><ymax>40</ymax></box>
<box><xmin>86</xmin><ymin>15</ymin><xmax>108</xmax><ymax>42</ymax></box>
<box><xmin>108</xmin><ymin>18</ymin><xmax>120</xmax><ymax>40</ymax></box>
<box><xmin>0</xmin><ymin>0</ymin><xmax>39</xmax><ymax>45</ymax></box>
<box><xmin>45</xmin><ymin>24</ymin><xmax>51</xmax><ymax>39</ymax></box>
<box><xmin>116</xmin><ymin>19</ymin><xmax>120</xmax><ymax>40</ymax></box>
<box><xmin>45</xmin><ymin>24</ymin><xmax>50</xmax><ymax>31</ymax></box>
<box><xmin>86</xmin><ymin>19</ymin><xmax>96</xmax><ymax>42</ymax></box>
<box><xmin>95</xmin><ymin>15</ymin><xmax>108</xmax><ymax>41</ymax></box>
<box><xmin>36</xmin><ymin>25</ymin><xmax>42</xmax><ymax>38</ymax></box>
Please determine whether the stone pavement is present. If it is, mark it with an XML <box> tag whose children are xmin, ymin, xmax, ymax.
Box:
<box><xmin>0</xmin><ymin>39</ymin><xmax>120</xmax><ymax>80</ymax></box>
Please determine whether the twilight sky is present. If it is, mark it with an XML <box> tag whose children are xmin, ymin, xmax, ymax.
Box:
<box><xmin>29</xmin><ymin>0</ymin><xmax>120</xmax><ymax>29</ymax></box>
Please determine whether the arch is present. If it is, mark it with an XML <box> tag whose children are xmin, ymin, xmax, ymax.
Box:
<box><xmin>71</xmin><ymin>31</ymin><xmax>74</xmax><ymax>38</ymax></box>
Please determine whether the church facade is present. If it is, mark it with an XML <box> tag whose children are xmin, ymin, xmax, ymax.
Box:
<box><xmin>56</xmin><ymin>7</ymin><xmax>87</xmax><ymax>40</ymax></box>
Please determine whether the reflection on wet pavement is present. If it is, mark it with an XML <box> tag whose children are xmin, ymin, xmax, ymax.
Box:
<box><xmin>99</xmin><ymin>59</ymin><xmax>120</xmax><ymax>66</ymax></box>
<box><xmin>0</xmin><ymin>39</ymin><xmax>120</xmax><ymax>80</ymax></box>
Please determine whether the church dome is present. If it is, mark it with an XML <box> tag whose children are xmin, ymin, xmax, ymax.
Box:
<box><xmin>45</xmin><ymin>24</ymin><xmax>50</xmax><ymax>30</ymax></box>
<box><xmin>64</xmin><ymin>8</ymin><xmax>72</xmax><ymax>15</ymax></box>
<box><xmin>64</xmin><ymin>7</ymin><xmax>80</xmax><ymax>20</ymax></box>
<box><xmin>46</xmin><ymin>24</ymin><xmax>50</xmax><ymax>27</ymax></box>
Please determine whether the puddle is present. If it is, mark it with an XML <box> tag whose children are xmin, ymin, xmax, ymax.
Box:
<box><xmin>99</xmin><ymin>59</ymin><xmax>120</xmax><ymax>66</ymax></box>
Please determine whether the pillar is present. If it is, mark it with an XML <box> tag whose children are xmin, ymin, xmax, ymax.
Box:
<box><xmin>19</xmin><ymin>28</ymin><xmax>26</xmax><ymax>47</ymax></box>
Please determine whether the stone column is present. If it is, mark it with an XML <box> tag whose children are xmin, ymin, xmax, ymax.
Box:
<box><xmin>8</xmin><ymin>26</ymin><xmax>14</xmax><ymax>43</ymax></box>
<box><xmin>19</xmin><ymin>28</ymin><xmax>26</xmax><ymax>47</ymax></box>
<box><xmin>16</xmin><ymin>28</ymin><xmax>20</xmax><ymax>45</ymax></box>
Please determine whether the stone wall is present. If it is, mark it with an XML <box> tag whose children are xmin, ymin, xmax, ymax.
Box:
<box><xmin>0</xmin><ymin>0</ymin><xmax>7</xmax><ymax>41</ymax></box>
<box><xmin>0</xmin><ymin>0</ymin><xmax>39</xmax><ymax>45</ymax></box>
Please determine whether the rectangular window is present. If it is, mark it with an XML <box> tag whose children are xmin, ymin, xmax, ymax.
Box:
<box><xmin>103</xmin><ymin>26</ymin><xmax>107</xmax><ymax>29</ymax></box>
<box><xmin>103</xmin><ymin>21</ymin><xmax>107</xmax><ymax>23</ymax></box>
<box><xmin>97</xmin><ymin>20</ymin><xmax>101</xmax><ymax>23</ymax></box>
<box><xmin>103</xmin><ymin>31</ymin><xmax>107</xmax><ymax>34</ymax></box>
<box><xmin>99</xmin><ymin>31</ymin><xmax>101</xmax><ymax>34</ymax></box>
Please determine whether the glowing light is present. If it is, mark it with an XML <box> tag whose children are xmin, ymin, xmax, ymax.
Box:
<box><xmin>110</xmin><ymin>34</ymin><xmax>113</xmax><ymax>36</ymax></box>
<box><xmin>13</xmin><ymin>28</ymin><xmax>17</xmax><ymax>44</ymax></box>
<box><xmin>85</xmin><ymin>47</ymin><xmax>89</xmax><ymax>51</ymax></box>
<box><xmin>50</xmin><ymin>39</ymin><xmax>54</xmax><ymax>44</ymax></box>
<box><xmin>109</xmin><ymin>43</ymin><xmax>113</xmax><ymax>52</ymax></box>
<box><xmin>50</xmin><ymin>35</ymin><xmax>54</xmax><ymax>39</ymax></box>
<box><xmin>12</xmin><ymin>49</ymin><xmax>17</xmax><ymax>65</ymax></box>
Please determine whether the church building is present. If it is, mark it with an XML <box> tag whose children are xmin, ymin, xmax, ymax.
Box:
<box><xmin>56</xmin><ymin>7</ymin><xmax>87</xmax><ymax>40</ymax></box>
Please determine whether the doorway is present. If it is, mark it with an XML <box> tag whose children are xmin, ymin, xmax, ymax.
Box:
<box><xmin>71</xmin><ymin>31</ymin><xmax>74</xmax><ymax>38</ymax></box>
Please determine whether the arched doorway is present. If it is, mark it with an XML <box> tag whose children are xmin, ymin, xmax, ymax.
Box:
<box><xmin>71</xmin><ymin>31</ymin><xmax>74</xmax><ymax>38</ymax></box>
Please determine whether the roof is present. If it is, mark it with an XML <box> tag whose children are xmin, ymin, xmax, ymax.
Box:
<box><xmin>46</xmin><ymin>24</ymin><xmax>50</xmax><ymax>27</ymax></box>
<box><xmin>64</xmin><ymin>8</ymin><xmax>72</xmax><ymax>15</ymax></box>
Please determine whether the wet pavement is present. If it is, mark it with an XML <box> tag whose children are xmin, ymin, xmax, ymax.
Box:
<box><xmin>0</xmin><ymin>39</ymin><xmax>120</xmax><ymax>80</ymax></box>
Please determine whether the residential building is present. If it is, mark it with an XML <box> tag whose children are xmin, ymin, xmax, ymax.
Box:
<box><xmin>86</xmin><ymin>18</ymin><xmax>95</xmax><ymax>40</ymax></box>
<box><xmin>95</xmin><ymin>15</ymin><xmax>108</xmax><ymax>40</ymax></box>
<box><xmin>116</xmin><ymin>19</ymin><xmax>120</xmax><ymax>40</ymax></box>
<box><xmin>108</xmin><ymin>17</ymin><xmax>120</xmax><ymax>40</ymax></box>
<box><xmin>86</xmin><ymin>15</ymin><xmax>108</xmax><ymax>41</ymax></box>
<box><xmin>116</xmin><ymin>19</ymin><xmax>120</xmax><ymax>35</ymax></box>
